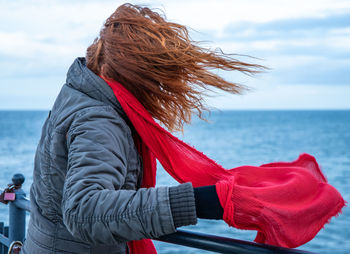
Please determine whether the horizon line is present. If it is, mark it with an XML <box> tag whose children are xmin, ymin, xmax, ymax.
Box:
<box><xmin>1</xmin><ymin>108</ymin><xmax>349</xmax><ymax>112</ymax></box>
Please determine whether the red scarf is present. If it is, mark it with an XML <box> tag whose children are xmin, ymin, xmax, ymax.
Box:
<box><xmin>102</xmin><ymin>77</ymin><xmax>345</xmax><ymax>253</ymax></box>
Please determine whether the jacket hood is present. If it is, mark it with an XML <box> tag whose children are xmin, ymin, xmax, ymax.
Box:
<box><xmin>65</xmin><ymin>57</ymin><xmax>127</xmax><ymax>119</ymax></box>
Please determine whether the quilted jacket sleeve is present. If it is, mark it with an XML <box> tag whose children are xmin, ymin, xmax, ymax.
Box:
<box><xmin>61</xmin><ymin>106</ymin><xmax>196</xmax><ymax>244</ymax></box>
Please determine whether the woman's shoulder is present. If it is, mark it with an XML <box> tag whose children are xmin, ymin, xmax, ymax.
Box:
<box><xmin>49</xmin><ymin>84</ymin><xmax>132</xmax><ymax>137</ymax></box>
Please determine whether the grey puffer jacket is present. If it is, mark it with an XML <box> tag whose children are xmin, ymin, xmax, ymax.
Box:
<box><xmin>22</xmin><ymin>58</ymin><xmax>197</xmax><ymax>254</ymax></box>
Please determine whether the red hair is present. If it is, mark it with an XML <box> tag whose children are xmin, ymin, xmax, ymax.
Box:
<box><xmin>87</xmin><ymin>3</ymin><xmax>264</xmax><ymax>131</ymax></box>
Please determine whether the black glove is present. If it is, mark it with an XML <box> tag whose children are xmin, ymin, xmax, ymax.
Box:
<box><xmin>194</xmin><ymin>185</ymin><xmax>223</xmax><ymax>220</ymax></box>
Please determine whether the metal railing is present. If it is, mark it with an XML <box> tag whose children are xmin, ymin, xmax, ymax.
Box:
<box><xmin>0</xmin><ymin>174</ymin><xmax>316</xmax><ymax>254</ymax></box>
<box><xmin>156</xmin><ymin>230</ymin><xmax>314</xmax><ymax>254</ymax></box>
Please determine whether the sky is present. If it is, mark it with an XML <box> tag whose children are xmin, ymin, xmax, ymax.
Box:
<box><xmin>0</xmin><ymin>0</ymin><xmax>349</xmax><ymax>110</ymax></box>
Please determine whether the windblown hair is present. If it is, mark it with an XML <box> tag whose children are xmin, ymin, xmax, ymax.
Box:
<box><xmin>87</xmin><ymin>3</ymin><xmax>264</xmax><ymax>131</ymax></box>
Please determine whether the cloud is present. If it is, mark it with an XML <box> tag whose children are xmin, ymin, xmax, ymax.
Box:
<box><xmin>0</xmin><ymin>0</ymin><xmax>349</xmax><ymax>109</ymax></box>
<box><xmin>0</xmin><ymin>0</ymin><xmax>124</xmax><ymax>78</ymax></box>
<box><xmin>205</xmin><ymin>84</ymin><xmax>350</xmax><ymax>110</ymax></box>
<box><xmin>216</xmin><ymin>12</ymin><xmax>350</xmax><ymax>43</ymax></box>
<box><xmin>248</xmin><ymin>12</ymin><xmax>349</xmax><ymax>33</ymax></box>
<box><xmin>199</xmin><ymin>12</ymin><xmax>350</xmax><ymax>86</ymax></box>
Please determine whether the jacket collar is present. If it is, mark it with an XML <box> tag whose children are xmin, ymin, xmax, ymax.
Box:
<box><xmin>65</xmin><ymin>57</ymin><xmax>127</xmax><ymax>119</ymax></box>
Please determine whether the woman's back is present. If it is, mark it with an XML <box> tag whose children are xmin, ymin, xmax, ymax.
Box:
<box><xmin>22</xmin><ymin>58</ymin><xmax>197</xmax><ymax>253</ymax></box>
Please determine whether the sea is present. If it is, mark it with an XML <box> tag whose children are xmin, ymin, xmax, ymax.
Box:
<box><xmin>0</xmin><ymin>110</ymin><xmax>349</xmax><ymax>253</ymax></box>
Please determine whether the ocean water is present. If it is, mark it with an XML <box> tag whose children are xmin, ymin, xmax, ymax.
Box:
<box><xmin>0</xmin><ymin>110</ymin><xmax>349</xmax><ymax>253</ymax></box>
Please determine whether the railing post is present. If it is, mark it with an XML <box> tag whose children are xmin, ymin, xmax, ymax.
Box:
<box><xmin>9</xmin><ymin>174</ymin><xmax>26</xmax><ymax>243</ymax></box>
<box><xmin>3</xmin><ymin>227</ymin><xmax>8</xmax><ymax>254</ymax></box>
<box><xmin>0</xmin><ymin>221</ymin><xmax>4</xmax><ymax>254</ymax></box>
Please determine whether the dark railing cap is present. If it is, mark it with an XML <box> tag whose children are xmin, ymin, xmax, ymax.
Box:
<box><xmin>12</xmin><ymin>174</ymin><xmax>25</xmax><ymax>186</ymax></box>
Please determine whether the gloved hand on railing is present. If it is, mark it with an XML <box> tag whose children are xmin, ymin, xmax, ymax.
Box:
<box><xmin>193</xmin><ymin>185</ymin><xmax>224</xmax><ymax>220</ymax></box>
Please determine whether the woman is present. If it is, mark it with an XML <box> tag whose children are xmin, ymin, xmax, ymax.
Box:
<box><xmin>22</xmin><ymin>3</ymin><xmax>344</xmax><ymax>254</ymax></box>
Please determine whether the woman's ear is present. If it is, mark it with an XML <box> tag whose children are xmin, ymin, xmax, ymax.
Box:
<box><xmin>100</xmin><ymin>63</ymin><xmax>107</xmax><ymax>76</ymax></box>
